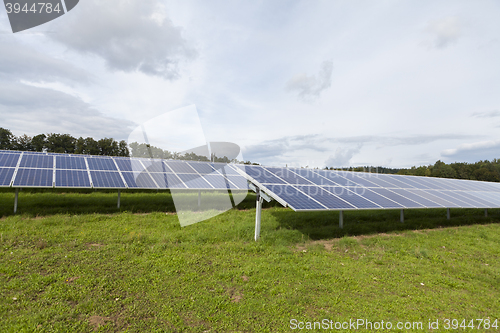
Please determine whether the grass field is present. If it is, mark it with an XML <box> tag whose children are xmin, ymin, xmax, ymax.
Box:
<box><xmin>1</xmin><ymin>190</ymin><xmax>500</xmax><ymax>332</ymax></box>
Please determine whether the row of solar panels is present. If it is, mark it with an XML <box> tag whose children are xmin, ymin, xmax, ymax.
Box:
<box><xmin>0</xmin><ymin>150</ymin><xmax>247</xmax><ymax>190</ymax></box>
<box><xmin>235</xmin><ymin>165</ymin><xmax>500</xmax><ymax>211</ymax></box>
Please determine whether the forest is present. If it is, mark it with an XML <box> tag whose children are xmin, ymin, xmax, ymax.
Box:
<box><xmin>2</xmin><ymin>127</ymin><xmax>499</xmax><ymax>182</ymax></box>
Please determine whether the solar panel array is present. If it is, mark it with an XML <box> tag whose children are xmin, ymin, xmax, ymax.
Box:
<box><xmin>235</xmin><ymin>165</ymin><xmax>500</xmax><ymax>211</ymax></box>
<box><xmin>0</xmin><ymin>150</ymin><xmax>248</xmax><ymax>190</ymax></box>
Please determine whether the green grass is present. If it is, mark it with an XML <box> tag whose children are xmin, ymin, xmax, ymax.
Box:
<box><xmin>1</xmin><ymin>190</ymin><xmax>500</xmax><ymax>332</ymax></box>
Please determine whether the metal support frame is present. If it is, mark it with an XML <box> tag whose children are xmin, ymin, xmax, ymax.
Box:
<box><xmin>117</xmin><ymin>190</ymin><xmax>121</xmax><ymax>209</ymax></box>
<box><xmin>255</xmin><ymin>188</ymin><xmax>263</xmax><ymax>241</ymax></box>
<box><xmin>447</xmin><ymin>208</ymin><xmax>450</xmax><ymax>220</ymax></box>
<box><xmin>339</xmin><ymin>211</ymin><xmax>344</xmax><ymax>229</ymax></box>
<box><xmin>485</xmin><ymin>208</ymin><xmax>488</xmax><ymax>217</ymax></box>
<box><xmin>198</xmin><ymin>190</ymin><xmax>201</xmax><ymax>207</ymax></box>
<box><xmin>14</xmin><ymin>188</ymin><xmax>19</xmax><ymax>214</ymax></box>
<box><xmin>400</xmin><ymin>209</ymin><xmax>404</xmax><ymax>223</ymax></box>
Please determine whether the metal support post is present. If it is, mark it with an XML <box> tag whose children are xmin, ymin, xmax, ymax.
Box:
<box><xmin>117</xmin><ymin>190</ymin><xmax>121</xmax><ymax>209</ymax></box>
<box><xmin>14</xmin><ymin>188</ymin><xmax>19</xmax><ymax>214</ymax></box>
<box><xmin>485</xmin><ymin>208</ymin><xmax>488</xmax><ymax>217</ymax></box>
<box><xmin>400</xmin><ymin>209</ymin><xmax>404</xmax><ymax>223</ymax></box>
<box><xmin>255</xmin><ymin>189</ymin><xmax>263</xmax><ymax>241</ymax></box>
<box><xmin>339</xmin><ymin>210</ymin><xmax>344</xmax><ymax>229</ymax></box>
<box><xmin>447</xmin><ymin>208</ymin><xmax>450</xmax><ymax>220</ymax></box>
<box><xmin>198</xmin><ymin>190</ymin><xmax>201</xmax><ymax>208</ymax></box>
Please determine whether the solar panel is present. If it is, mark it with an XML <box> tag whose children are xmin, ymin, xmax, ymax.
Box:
<box><xmin>13</xmin><ymin>168</ymin><xmax>53</xmax><ymax>187</ymax></box>
<box><xmin>264</xmin><ymin>167</ymin><xmax>314</xmax><ymax>185</ymax></box>
<box><xmin>203</xmin><ymin>174</ymin><xmax>231</xmax><ymax>189</ymax></box>
<box><xmin>290</xmin><ymin>168</ymin><xmax>338</xmax><ymax>186</ymax></box>
<box><xmin>87</xmin><ymin>157</ymin><xmax>118</xmax><ymax>171</ymax></box>
<box><xmin>389</xmin><ymin>188</ymin><xmax>443</xmax><ymax>208</ymax></box>
<box><xmin>0</xmin><ymin>151</ymin><xmax>21</xmax><ymax>167</ymax></box>
<box><xmin>56</xmin><ymin>155</ymin><xmax>87</xmax><ymax>170</ymax></box>
<box><xmin>19</xmin><ymin>154</ymin><xmax>53</xmax><ymax>168</ymax></box>
<box><xmin>225</xmin><ymin>175</ymin><xmax>249</xmax><ymax>189</ymax></box>
<box><xmin>90</xmin><ymin>171</ymin><xmax>125</xmax><ymax>188</ymax></box>
<box><xmin>176</xmin><ymin>173</ymin><xmax>213</xmax><ymax>189</ymax></box>
<box><xmin>0</xmin><ymin>167</ymin><xmax>15</xmax><ymax>186</ymax></box>
<box><xmin>346</xmin><ymin>187</ymin><xmax>403</xmax><ymax>208</ymax></box>
<box><xmin>367</xmin><ymin>188</ymin><xmax>424</xmax><ymax>208</ymax></box>
<box><xmin>55</xmin><ymin>170</ymin><xmax>91</xmax><ymax>187</ymax></box>
<box><xmin>188</xmin><ymin>162</ymin><xmax>215</xmax><ymax>174</ymax></box>
<box><xmin>238</xmin><ymin>165</ymin><xmax>286</xmax><ymax>185</ymax></box>
<box><xmin>296</xmin><ymin>186</ymin><xmax>356</xmax><ymax>209</ymax></box>
<box><xmin>264</xmin><ymin>184</ymin><xmax>326</xmax><ymax>210</ymax></box>
<box><xmin>164</xmin><ymin>161</ymin><xmax>197</xmax><ymax>173</ymax></box>
<box><xmin>113</xmin><ymin>158</ymin><xmax>146</xmax><ymax>172</ymax></box>
<box><xmin>121</xmin><ymin>171</ymin><xmax>158</xmax><ymax>189</ymax></box>
<box><xmin>321</xmin><ymin>186</ymin><xmax>381</xmax><ymax>209</ymax></box>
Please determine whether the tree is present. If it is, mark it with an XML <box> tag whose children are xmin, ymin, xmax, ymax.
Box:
<box><xmin>46</xmin><ymin>133</ymin><xmax>76</xmax><ymax>153</ymax></box>
<box><xmin>97</xmin><ymin>138</ymin><xmax>118</xmax><ymax>156</ymax></box>
<box><xmin>0</xmin><ymin>127</ymin><xmax>13</xmax><ymax>150</ymax></box>
<box><xmin>31</xmin><ymin>134</ymin><xmax>46</xmax><ymax>152</ymax></box>
<box><xmin>12</xmin><ymin>134</ymin><xmax>33</xmax><ymax>151</ymax></box>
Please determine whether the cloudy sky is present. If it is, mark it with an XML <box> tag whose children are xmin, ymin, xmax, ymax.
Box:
<box><xmin>1</xmin><ymin>0</ymin><xmax>500</xmax><ymax>168</ymax></box>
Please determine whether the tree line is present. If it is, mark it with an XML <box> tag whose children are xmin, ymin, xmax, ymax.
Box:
<box><xmin>0</xmin><ymin>128</ymin><xmax>241</xmax><ymax>162</ymax></box>
<box><xmin>325</xmin><ymin>159</ymin><xmax>500</xmax><ymax>183</ymax></box>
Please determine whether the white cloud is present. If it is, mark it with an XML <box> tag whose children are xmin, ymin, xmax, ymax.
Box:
<box><xmin>286</xmin><ymin>60</ymin><xmax>333</xmax><ymax>100</ymax></box>
<box><xmin>325</xmin><ymin>145</ymin><xmax>362</xmax><ymax>168</ymax></box>
<box><xmin>0</xmin><ymin>82</ymin><xmax>135</xmax><ymax>139</ymax></box>
<box><xmin>425</xmin><ymin>16</ymin><xmax>462</xmax><ymax>49</ymax></box>
<box><xmin>48</xmin><ymin>0</ymin><xmax>196</xmax><ymax>80</ymax></box>
<box><xmin>441</xmin><ymin>140</ymin><xmax>500</xmax><ymax>162</ymax></box>
<box><xmin>472</xmin><ymin>110</ymin><xmax>500</xmax><ymax>118</ymax></box>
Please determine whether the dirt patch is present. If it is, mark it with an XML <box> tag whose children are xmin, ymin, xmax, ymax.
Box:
<box><xmin>86</xmin><ymin>243</ymin><xmax>105</xmax><ymax>249</ymax></box>
<box><xmin>65</xmin><ymin>276</ymin><xmax>80</xmax><ymax>284</ymax></box>
<box><xmin>226</xmin><ymin>287</ymin><xmax>243</xmax><ymax>303</ymax></box>
<box><xmin>241</xmin><ymin>275</ymin><xmax>249</xmax><ymax>282</ymax></box>
<box><xmin>88</xmin><ymin>316</ymin><xmax>113</xmax><ymax>330</ymax></box>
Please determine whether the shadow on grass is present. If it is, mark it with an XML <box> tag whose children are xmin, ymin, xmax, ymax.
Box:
<box><xmin>269</xmin><ymin>207</ymin><xmax>500</xmax><ymax>241</ymax></box>
<box><xmin>0</xmin><ymin>189</ymin><xmax>278</xmax><ymax>218</ymax></box>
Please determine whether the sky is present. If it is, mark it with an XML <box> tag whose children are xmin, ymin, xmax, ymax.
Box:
<box><xmin>1</xmin><ymin>0</ymin><xmax>500</xmax><ymax>168</ymax></box>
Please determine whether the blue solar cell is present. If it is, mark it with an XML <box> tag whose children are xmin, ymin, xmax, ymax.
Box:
<box><xmin>0</xmin><ymin>167</ymin><xmax>15</xmax><ymax>186</ymax></box>
<box><xmin>264</xmin><ymin>184</ymin><xmax>326</xmax><ymax>210</ymax></box>
<box><xmin>408</xmin><ymin>189</ymin><xmax>459</xmax><ymax>207</ymax></box>
<box><xmin>203</xmin><ymin>175</ymin><xmax>231</xmax><ymax>189</ymax></box>
<box><xmin>345</xmin><ymin>187</ymin><xmax>403</xmax><ymax>208</ymax></box>
<box><xmin>240</xmin><ymin>165</ymin><xmax>286</xmax><ymax>184</ymax></box>
<box><xmin>389</xmin><ymin>188</ymin><xmax>443</xmax><ymax>208</ymax></box>
<box><xmin>452</xmin><ymin>191</ymin><xmax>496</xmax><ymax>208</ymax></box>
<box><xmin>265</xmin><ymin>167</ymin><xmax>314</xmax><ymax>185</ymax></box>
<box><xmin>310</xmin><ymin>170</ymin><xmax>353</xmax><ymax>186</ymax></box>
<box><xmin>225</xmin><ymin>175</ymin><xmax>248</xmax><ymax>189</ymax></box>
<box><xmin>369</xmin><ymin>188</ymin><xmax>424</xmax><ymax>208</ymax></box>
<box><xmin>14</xmin><ymin>168</ymin><xmax>53</xmax><ymax>187</ymax></box>
<box><xmin>414</xmin><ymin>177</ymin><xmax>446</xmax><ymax>190</ymax></box>
<box><xmin>90</xmin><ymin>171</ymin><xmax>125</xmax><ymax>188</ymax></box>
<box><xmin>335</xmin><ymin>172</ymin><xmax>381</xmax><ymax>187</ymax></box>
<box><xmin>394</xmin><ymin>176</ymin><xmax>432</xmax><ymax>189</ymax></box>
<box><xmin>0</xmin><ymin>152</ymin><xmax>21</xmax><ymax>167</ymax></box>
<box><xmin>215</xmin><ymin>164</ymin><xmax>240</xmax><ymax>175</ymax></box>
<box><xmin>290</xmin><ymin>168</ymin><xmax>338</xmax><ymax>186</ymax></box>
<box><xmin>467</xmin><ymin>191</ymin><xmax>500</xmax><ymax>207</ymax></box>
<box><xmin>114</xmin><ymin>158</ymin><xmax>146</xmax><ymax>172</ymax></box>
<box><xmin>428</xmin><ymin>178</ymin><xmax>460</xmax><ymax>190</ymax></box>
<box><xmin>176</xmin><ymin>173</ymin><xmax>213</xmax><ymax>189</ymax></box>
<box><xmin>87</xmin><ymin>157</ymin><xmax>118</xmax><ymax>171</ymax></box>
<box><xmin>143</xmin><ymin>160</ymin><xmax>167</xmax><ymax>173</ymax></box>
<box><xmin>423</xmin><ymin>190</ymin><xmax>474</xmax><ymax>208</ymax></box>
<box><xmin>56</xmin><ymin>155</ymin><xmax>87</xmax><ymax>170</ymax></box>
<box><xmin>188</xmin><ymin>162</ymin><xmax>215</xmax><ymax>174</ymax></box>
<box><xmin>19</xmin><ymin>154</ymin><xmax>53</xmax><ymax>168</ymax></box>
<box><xmin>321</xmin><ymin>186</ymin><xmax>381</xmax><ymax>209</ymax></box>
<box><xmin>55</xmin><ymin>170</ymin><xmax>91</xmax><ymax>187</ymax></box>
<box><xmin>377</xmin><ymin>175</ymin><xmax>416</xmax><ymax>189</ymax></box>
<box><xmin>121</xmin><ymin>171</ymin><xmax>157</xmax><ymax>188</ymax></box>
<box><xmin>351</xmin><ymin>173</ymin><xmax>395</xmax><ymax>188</ymax></box>
<box><xmin>164</xmin><ymin>161</ymin><xmax>197</xmax><ymax>173</ymax></box>
<box><xmin>296</xmin><ymin>186</ymin><xmax>355</xmax><ymax>209</ymax></box>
